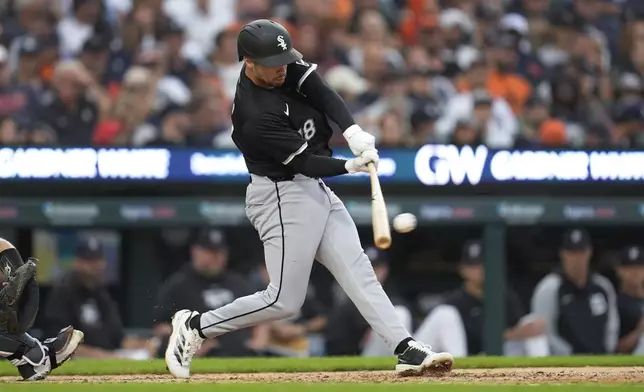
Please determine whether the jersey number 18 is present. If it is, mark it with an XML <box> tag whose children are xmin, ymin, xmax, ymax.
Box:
<box><xmin>298</xmin><ymin>118</ymin><xmax>316</xmax><ymax>141</ymax></box>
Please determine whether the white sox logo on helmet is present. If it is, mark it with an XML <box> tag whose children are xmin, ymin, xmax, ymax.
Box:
<box><xmin>277</xmin><ymin>35</ymin><xmax>287</xmax><ymax>51</ymax></box>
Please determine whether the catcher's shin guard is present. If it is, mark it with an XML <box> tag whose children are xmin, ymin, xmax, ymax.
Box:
<box><xmin>18</xmin><ymin>326</ymin><xmax>85</xmax><ymax>381</ymax></box>
<box><xmin>0</xmin><ymin>332</ymin><xmax>51</xmax><ymax>380</ymax></box>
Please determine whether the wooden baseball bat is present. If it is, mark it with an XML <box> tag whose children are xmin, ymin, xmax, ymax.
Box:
<box><xmin>368</xmin><ymin>162</ymin><xmax>392</xmax><ymax>249</ymax></box>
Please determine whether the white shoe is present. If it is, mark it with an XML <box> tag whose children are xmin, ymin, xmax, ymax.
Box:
<box><xmin>395</xmin><ymin>340</ymin><xmax>454</xmax><ymax>377</ymax></box>
<box><xmin>165</xmin><ymin>309</ymin><xmax>204</xmax><ymax>379</ymax></box>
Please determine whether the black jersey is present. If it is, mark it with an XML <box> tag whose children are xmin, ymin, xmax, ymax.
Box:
<box><xmin>443</xmin><ymin>287</ymin><xmax>525</xmax><ymax>355</ymax></box>
<box><xmin>618</xmin><ymin>292</ymin><xmax>644</xmax><ymax>339</ymax></box>
<box><xmin>231</xmin><ymin>60</ymin><xmax>335</xmax><ymax>178</ymax></box>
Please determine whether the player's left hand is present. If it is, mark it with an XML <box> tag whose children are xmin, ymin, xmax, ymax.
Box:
<box><xmin>345</xmin><ymin>149</ymin><xmax>379</xmax><ymax>173</ymax></box>
<box><xmin>343</xmin><ymin>124</ymin><xmax>375</xmax><ymax>156</ymax></box>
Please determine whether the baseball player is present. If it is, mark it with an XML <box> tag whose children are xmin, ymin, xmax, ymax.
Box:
<box><xmin>165</xmin><ymin>19</ymin><xmax>453</xmax><ymax>378</ymax></box>
<box><xmin>0</xmin><ymin>238</ymin><xmax>84</xmax><ymax>380</ymax></box>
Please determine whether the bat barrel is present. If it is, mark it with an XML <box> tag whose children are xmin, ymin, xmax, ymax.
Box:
<box><xmin>368</xmin><ymin>162</ymin><xmax>392</xmax><ymax>249</ymax></box>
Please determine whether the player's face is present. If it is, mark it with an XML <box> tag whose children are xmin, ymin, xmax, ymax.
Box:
<box><xmin>618</xmin><ymin>266</ymin><xmax>644</xmax><ymax>289</ymax></box>
<box><xmin>248</xmin><ymin>60</ymin><xmax>287</xmax><ymax>87</ymax></box>
<box><xmin>459</xmin><ymin>264</ymin><xmax>484</xmax><ymax>286</ymax></box>
<box><xmin>560</xmin><ymin>248</ymin><xmax>591</xmax><ymax>279</ymax></box>
<box><xmin>192</xmin><ymin>245</ymin><xmax>228</xmax><ymax>277</ymax></box>
<box><xmin>74</xmin><ymin>258</ymin><xmax>106</xmax><ymax>286</ymax></box>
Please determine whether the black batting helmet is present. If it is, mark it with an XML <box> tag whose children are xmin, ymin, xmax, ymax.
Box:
<box><xmin>237</xmin><ymin>19</ymin><xmax>302</xmax><ymax>67</ymax></box>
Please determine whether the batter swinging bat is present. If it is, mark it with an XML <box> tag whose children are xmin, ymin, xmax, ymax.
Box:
<box><xmin>368</xmin><ymin>162</ymin><xmax>392</xmax><ymax>249</ymax></box>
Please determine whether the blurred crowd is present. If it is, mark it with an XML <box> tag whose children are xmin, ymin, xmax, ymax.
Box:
<box><xmin>1</xmin><ymin>0</ymin><xmax>644</xmax><ymax>149</ymax></box>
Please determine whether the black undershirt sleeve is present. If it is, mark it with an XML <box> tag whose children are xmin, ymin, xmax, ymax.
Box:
<box><xmin>299</xmin><ymin>71</ymin><xmax>355</xmax><ymax>131</ymax></box>
<box><xmin>287</xmin><ymin>153</ymin><xmax>348</xmax><ymax>178</ymax></box>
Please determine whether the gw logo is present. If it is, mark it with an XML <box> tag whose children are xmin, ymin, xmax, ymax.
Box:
<box><xmin>298</xmin><ymin>119</ymin><xmax>316</xmax><ymax>141</ymax></box>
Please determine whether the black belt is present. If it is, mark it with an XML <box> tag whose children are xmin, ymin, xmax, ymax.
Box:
<box><xmin>249</xmin><ymin>174</ymin><xmax>294</xmax><ymax>183</ymax></box>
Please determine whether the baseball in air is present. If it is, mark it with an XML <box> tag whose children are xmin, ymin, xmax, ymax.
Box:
<box><xmin>392</xmin><ymin>213</ymin><xmax>417</xmax><ymax>233</ymax></box>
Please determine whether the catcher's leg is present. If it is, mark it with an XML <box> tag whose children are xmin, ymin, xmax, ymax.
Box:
<box><xmin>0</xmin><ymin>239</ymin><xmax>84</xmax><ymax>380</ymax></box>
<box><xmin>0</xmin><ymin>239</ymin><xmax>39</xmax><ymax>332</ymax></box>
<box><xmin>0</xmin><ymin>331</ymin><xmax>50</xmax><ymax>381</ymax></box>
<box><xmin>0</xmin><ymin>326</ymin><xmax>84</xmax><ymax>381</ymax></box>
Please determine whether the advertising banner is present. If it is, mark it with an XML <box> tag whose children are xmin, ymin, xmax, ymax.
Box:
<box><xmin>3</xmin><ymin>146</ymin><xmax>644</xmax><ymax>185</ymax></box>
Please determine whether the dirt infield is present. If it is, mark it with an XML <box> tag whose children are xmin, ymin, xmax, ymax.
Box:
<box><xmin>0</xmin><ymin>367</ymin><xmax>642</xmax><ymax>384</ymax></box>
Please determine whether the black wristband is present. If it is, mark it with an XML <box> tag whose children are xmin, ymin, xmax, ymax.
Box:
<box><xmin>287</xmin><ymin>154</ymin><xmax>348</xmax><ymax>178</ymax></box>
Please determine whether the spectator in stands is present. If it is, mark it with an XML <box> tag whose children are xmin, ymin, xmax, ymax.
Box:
<box><xmin>7</xmin><ymin>2</ymin><xmax>58</xmax><ymax>74</ymax></box>
<box><xmin>0</xmin><ymin>0</ymin><xmax>642</xmax><ymax>149</ymax></box>
<box><xmin>2</xmin><ymin>0</ymin><xmax>53</xmax><ymax>47</ymax></box>
<box><xmin>548</xmin><ymin>59</ymin><xmax>587</xmax><ymax>122</ymax></box>
<box><xmin>437</xmin><ymin>55</ymin><xmax>517</xmax><ymax>147</ymax></box>
<box><xmin>614</xmin><ymin>72</ymin><xmax>643</xmax><ymax>105</ymax></box>
<box><xmin>438</xmin><ymin>8</ymin><xmax>478</xmax><ymax>78</ymax></box>
<box><xmin>611</xmin><ymin>101</ymin><xmax>644</xmax><ymax>148</ymax></box>
<box><xmin>161</xmin><ymin>20</ymin><xmax>199</xmax><ymax>90</ymax></box>
<box><xmin>135</xmin><ymin>48</ymin><xmax>191</xmax><ymax>116</ymax></box>
<box><xmin>499</xmin><ymin>13</ymin><xmax>547</xmax><ymax>88</ymax></box>
<box><xmin>531</xmin><ymin>228</ymin><xmax>620</xmax><ymax>355</ymax></box>
<box><xmin>57</xmin><ymin>0</ymin><xmax>104</xmax><ymax>57</ymax></box>
<box><xmin>414</xmin><ymin>240</ymin><xmax>548</xmax><ymax>357</ymax></box>
<box><xmin>37</xmin><ymin>60</ymin><xmax>101</xmax><ymax>145</ymax></box>
<box><xmin>324</xmin><ymin>65</ymin><xmax>370</xmax><ymax>116</ymax></box>
<box><xmin>0</xmin><ymin>44</ymin><xmax>33</xmax><ymax>122</ymax></box>
<box><xmin>183</xmin><ymin>86</ymin><xmax>232</xmax><ymax>147</ymax></box>
<box><xmin>250</xmin><ymin>262</ymin><xmax>327</xmax><ymax>357</ymax></box>
<box><xmin>152</xmin><ymin>229</ymin><xmax>268</xmax><ymax>358</ymax></box>
<box><xmin>404</xmin><ymin>45</ymin><xmax>456</xmax><ymax>110</ymax></box>
<box><xmin>449</xmin><ymin>118</ymin><xmax>482</xmax><ymax>147</ymax></box>
<box><xmin>208</xmin><ymin>26</ymin><xmax>243</xmax><ymax>101</ymax></box>
<box><xmin>514</xmin><ymin>94</ymin><xmax>551</xmax><ymax>148</ymax></box>
<box><xmin>26</xmin><ymin>121</ymin><xmax>58</xmax><ymax>145</ymax></box>
<box><xmin>94</xmin><ymin>66</ymin><xmax>157</xmax><ymax>145</ymax></box>
<box><xmin>409</xmin><ymin>99</ymin><xmax>441</xmax><ymax>146</ymax></box>
<box><xmin>143</xmin><ymin>105</ymin><xmax>190</xmax><ymax>147</ymax></box>
<box><xmin>13</xmin><ymin>35</ymin><xmax>49</xmax><ymax>100</ymax></box>
<box><xmin>163</xmin><ymin>0</ymin><xmax>237</xmax><ymax>60</ymax></box>
<box><xmin>325</xmin><ymin>247</ymin><xmax>412</xmax><ymax>357</ymax></box>
<box><xmin>0</xmin><ymin>117</ymin><xmax>25</xmax><ymax>145</ymax></box>
<box><xmin>618</xmin><ymin>8</ymin><xmax>644</xmax><ymax>76</ymax></box>
<box><xmin>78</xmin><ymin>34</ymin><xmax>112</xmax><ymax>88</ymax></box>
<box><xmin>485</xmin><ymin>33</ymin><xmax>533</xmax><ymax>115</ymax></box>
<box><xmin>614</xmin><ymin>246</ymin><xmax>644</xmax><ymax>354</ymax></box>
<box><xmin>119</xmin><ymin>1</ymin><xmax>168</xmax><ymax>58</ymax></box>
<box><xmin>44</xmin><ymin>236</ymin><xmax>153</xmax><ymax>359</ymax></box>
<box><xmin>583</xmin><ymin>122</ymin><xmax>613</xmax><ymax>148</ymax></box>
<box><xmin>378</xmin><ymin>110</ymin><xmax>406</xmax><ymax>147</ymax></box>
<box><xmin>344</xmin><ymin>9</ymin><xmax>404</xmax><ymax>77</ymax></box>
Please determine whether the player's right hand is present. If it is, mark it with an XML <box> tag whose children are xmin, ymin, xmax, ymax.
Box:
<box><xmin>343</xmin><ymin>124</ymin><xmax>375</xmax><ymax>156</ymax></box>
<box><xmin>345</xmin><ymin>149</ymin><xmax>379</xmax><ymax>173</ymax></box>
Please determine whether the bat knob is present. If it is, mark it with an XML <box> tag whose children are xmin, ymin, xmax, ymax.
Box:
<box><xmin>375</xmin><ymin>236</ymin><xmax>392</xmax><ymax>250</ymax></box>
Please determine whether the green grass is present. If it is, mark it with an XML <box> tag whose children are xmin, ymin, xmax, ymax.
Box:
<box><xmin>4</xmin><ymin>385</ymin><xmax>644</xmax><ymax>392</ymax></box>
<box><xmin>0</xmin><ymin>355</ymin><xmax>642</xmax><ymax>377</ymax></box>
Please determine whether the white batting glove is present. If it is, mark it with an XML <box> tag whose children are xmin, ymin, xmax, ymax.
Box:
<box><xmin>345</xmin><ymin>149</ymin><xmax>379</xmax><ymax>174</ymax></box>
<box><xmin>344</xmin><ymin>124</ymin><xmax>375</xmax><ymax>156</ymax></box>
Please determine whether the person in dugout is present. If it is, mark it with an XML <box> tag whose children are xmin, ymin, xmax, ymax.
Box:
<box><xmin>414</xmin><ymin>240</ymin><xmax>549</xmax><ymax>357</ymax></box>
<box><xmin>614</xmin><ymin>246</ymin><xmax>644</xmax><ymax>354</ymax></box>
<box><xmin>531</xmin><ymin>228</ymin><xmax>619</xmax><ymax>355</ymax></box>
<box><xmin>44</xmin><ymin>237</ymin><xmax>152</xmax><ymax>359</ymax></box>
<box><xmin>152</xmin><ymin>228</ymin><xmax>269</xmax><ymax>357</ymax></box>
